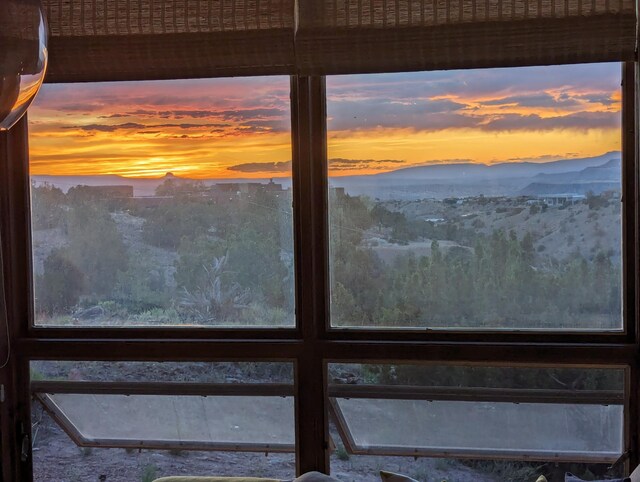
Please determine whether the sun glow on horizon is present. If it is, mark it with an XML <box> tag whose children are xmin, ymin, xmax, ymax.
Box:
<box><xmin>28</xmin><ymin>64</ymin><xmax>622</xmax><ymax>179</ymax></box>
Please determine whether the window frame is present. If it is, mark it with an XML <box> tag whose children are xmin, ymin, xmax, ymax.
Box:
<box><xmin>0</xmin><ymin>63</ymin><xmax>637</xmax><ymax>482</ymax></box>
<box><xmin>32</xmin><ymin>380</ymin><xmax>297</xmax><ymax>453</ymax></box>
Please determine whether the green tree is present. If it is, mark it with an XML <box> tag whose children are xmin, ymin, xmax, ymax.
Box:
<box><xmin>65</xmin><ymin>203</ymin><xmax>128</xmax><ymax>298</ymax></box>
<box><xmin>174</xmin><ymin>235</ymin><xmax>225</xmax><ymax>292</ymax></box>
<box><xmin>113</xmin><ymin>249</ymin><xmax>169</xmax><ymax>313</ymax></box>
<box><xmin>142</xmin><ymin>201</ymin><xmax>222</xmax><ymax>249</ymax></box>
<box><xmin>36</xmin><ymin>249</ymin><xmax>84</xmax><ymax>314</ymax></box>
<box><xmin>31</xmin><ymin>183</ymin><xmax>66</xmax><ymax>230</ymax></box>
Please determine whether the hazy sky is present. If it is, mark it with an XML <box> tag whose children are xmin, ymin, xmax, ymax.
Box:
<box><xmin>28</xmin><ymin>63</ymin><xmax>621</xmax><ymax>178</ymax></box>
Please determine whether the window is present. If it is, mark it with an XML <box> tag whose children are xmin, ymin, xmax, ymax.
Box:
<box><xmin>0</xmin><ymin>62</ymin><xmax>636</xmax><ymax>482</ymax></box>
<box><xmin>327</xmin><ymin>364</ymin><xmax>626</xmax><ymax>479</ymax></box>
<box><xmin>30</xmin><ymin>361</ymin><xmax>296</xmax><ymax>481</ymax></box>
<box><xmin>328</xmin><ymin>64</ymin><xmax>624</xmax><ymax>331</ymax></box>
<box><xmin>28</xmin><ymin>77</ymin><xmax>295</xmax><ymax>328</ymax></box>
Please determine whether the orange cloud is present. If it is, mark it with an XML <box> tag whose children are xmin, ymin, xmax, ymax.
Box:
<box><xmin>28</xmin><ymin>66</ymin><xmax>622</xmax><ymax>179</ymax></box>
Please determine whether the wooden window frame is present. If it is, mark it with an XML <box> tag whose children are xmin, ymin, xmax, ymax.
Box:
<box><xmin>0</xmin><ymin>62</ymin><xmax>637</xmax><ymax>482</ymax></box>
<box><xmin>33</xmin><ymin>386</ymin><xmax>296</xmax><ymax>454</ymax></box>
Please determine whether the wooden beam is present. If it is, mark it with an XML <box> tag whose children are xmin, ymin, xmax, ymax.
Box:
<box><xmin>328</xmin><ymin>384</ymin><xmax>624</xmax><ymax>405</ymax></box>
<box><xmin>17</xmin><ymin>338</ymin><xmax>638</xmax><ymax>365</ymax></box>
<box><xmin>292</xmin><ymin>75</ymin><xmax>331</xmax><ymax>476</ymax></box>
<box><xmin>30</xmin><ymin>381</ymin><xmax>294</xmax><ymax>397</ymax></box>
<box><xmin>0</xmin><ymin>117</ymin><xmax>33</xmax><ymax>482</ymax></box>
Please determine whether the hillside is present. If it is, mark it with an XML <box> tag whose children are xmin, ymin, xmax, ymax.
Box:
<box><xmin>375</xmin><ymin>194</ymin><xmax>621</xmax><ymax>265</ymax></box>
<box><xmin>370</xmin><ymin>152</ymin><xmax>620</xmax><ymax>181</ymax></box>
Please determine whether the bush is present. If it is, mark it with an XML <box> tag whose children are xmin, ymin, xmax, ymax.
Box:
<box><xmin>140</xmin><ymin>465</ymin><xmax>158</xmax><ymax>482</ymax></box>
<box><xmin>36</xmin><ymin>249</ymin><xmax>84</xmax><ymax>315</ymax></box>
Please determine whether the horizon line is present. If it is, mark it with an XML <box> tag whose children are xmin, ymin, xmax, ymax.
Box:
<box><xmin>30</xmin><ymin>150</ymin><xmax>622</xmax><ymax>181</ymax></box>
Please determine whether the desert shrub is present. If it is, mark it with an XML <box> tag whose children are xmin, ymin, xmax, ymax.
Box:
<box><xmin>140</xmin><ymin>465</ymin><xmax>158</xmax><ymax>482</ymax></box>
<box><xmin>36</xmin><ymin>249</ymin><xmax>84</xmax><ymax>314</ymax></box>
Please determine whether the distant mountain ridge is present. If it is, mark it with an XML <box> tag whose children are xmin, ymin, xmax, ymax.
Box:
<box><xmin>529</xmin><ymin>158</ymin><xmax>620</xmax><ymax>183</ymax></box>
<box><xmin>518</xmin><ymin>157</ymin><xmax>621</xmax><ymax>196</ymax></box>
<box><xmin>373</xmin><ymin>152</ymin><xmax>621</xmax><ymax>181</ymax></box>
<box><xmin>32</xmin><ymin>151</ymin><xmax>622</xmax><ymax>199</ymax></box>
<box><xmin>519</xmin><ymin>182</ymin><xmax>620</xmax><ymax>196</ymax></box>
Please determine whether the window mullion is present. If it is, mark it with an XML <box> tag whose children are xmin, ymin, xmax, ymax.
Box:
<box><xmin>291</xmin><ymin>75</ymin><xmax>330</xmax><ymax>475</ymax></box>
<box><xmin>622</xmin><ymin>61</ymin><xmax>638</xmax><ymax>343</ymax></box>
<box><xmin>0</xmin><ymin>117</ymin><xmax>34</xmax><ymax>482</ymax></box>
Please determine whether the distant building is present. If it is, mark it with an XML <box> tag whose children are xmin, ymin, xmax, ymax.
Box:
<box><xmin>331</xmin><ymin>187</ymin><xmax>346</xmax><ymax>198</ymax></box>
<box><xmin>264</xmin><ymin>179</ymin><xmax>284</xmax><ymax>192</ymax></box>
<box><xmin>209</xmin><ymin>181</ymin><xmax>285</xmax><ymax>199</ymax></box>
<box><xmin>539</xmin><ymin>194</ymin><xmax>586</xmax><ymax>206</ymax></box>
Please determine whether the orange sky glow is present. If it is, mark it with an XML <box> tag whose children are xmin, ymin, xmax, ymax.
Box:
<box><xmin>28</xmin><ymin>64</ymin><xmax>622</xmax><ymax>179</ymax></box>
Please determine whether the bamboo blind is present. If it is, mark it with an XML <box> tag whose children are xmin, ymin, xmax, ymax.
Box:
<box><xmin>1</xmin><ymin>0</ymin><xmax>44</xmax><ymax>75</ymax></box>
<box><xmin>1</xmin><ymin>0</ymin><xmax>42</xmax><ymax>40</ymax></box>
<box><xmin>43</xmin><ymin>0</ymin><xmax>297</xmax><ymax>82</ymax></box>
<box><xmin>41</xmin><ymin>0</ymin><xmax>637</xmax><ymax>82</ymax></box>
<box><xmin>296</xmin><ymin>0</ymin><xmax>637</xmax><ymax>74</ymax></box>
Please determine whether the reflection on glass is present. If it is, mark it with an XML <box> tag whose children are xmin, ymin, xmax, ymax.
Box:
<box><xmin>329</xmin><ymin>363</ymin><xmax>625</xmax><ymax>391</ymax></box>
<box><xmin>328</xmin><ymin>363</ymin><xmax>626</xmax><ymax>481</ymax></box>
<box><xmin>28</xmin><ymin>77</ymin><xmax>294</xmax><ymax>328</ymax></box>
<box><xmin>32</xmin><ymin>405</ymin><xmax>296</xmax><ymax>481</ymax></box>
<box><xmin>335</xmin><ymin>398</ymin><xmax>622</xmax><ymax>459</ymax></box>
<box><xmin>41</xmin><ymin>394</ymin><xmax>294</xmax><ymax>450</ymax></box>
<box><xmin>30</xmin><ymin>360</ymin><xmax>294</xmax><ymax>384</ymax></box>
<box><xmin>327</xmin><ymin>63</ymin><xmax>623</xmax><ymax>330</ymax></box>
<box><xmin>30</xmin><ymin>361</ymin><xmax>297</xmax><ymax>481</ymax></box>
<box><xmin>0</xmin><ymin>0</ymin><xmax>48</xmax><ymax>130</ymax></box>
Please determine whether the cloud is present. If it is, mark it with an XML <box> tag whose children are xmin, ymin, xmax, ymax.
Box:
<box><xmin>124</xmin><ymin>107</ymin><xmax>289</xmax><ymax>122</ymax></box>
<box><xmin>330</xmin><ymin>158</ymin><xmax>404</xmax><ymax>166</ymax></box>
<box><xmin>99</xmin><ymin>113</ymin><xmax>130</xmax><ymax>119</ymax></box>
<box><xmin>228</xmin><ymin>161</ymin><xmax>292</xmax><ymax>173</ymax></box>
<box><xmin>575</xmin><ymin>93</ymin><xmax>618</xmax><ymax>106</ymax></box>
<box><xmin>56</xmin><ymin>102</ymin><xmax>109</xmax><ymax>113</ymax></box>
<box><xmin>219</xmin><ymin>108</ymin><xmax>288</xmax><ymax>121</ymax></box>
<box><xmin>67</xmin><ymin>122</ymin><xmax>232</xmax><ymax>133</ymax></box>
<box><xmin>67</xmin><ymin>122</ymin><xmax>146</xmax><ymax>132</ymax></box>
<box><xmin>500</xmin><ymin>153</ymin><xmax>581</xmax><ymax>162</ymax></box>
<box><xmin>239</xmin><ymin>119</ymin><xmax>289</xmax><ymax>133</ymax></box>
<box><xmin>326</xmin><ymin>63</ymin><xmax>622</xmax><ymax>133</ymax></box>
<box><xmin>480</xmin><ymin>111</ymin><xmax>620</xmax><ymax>131</ymax></box>
<box><xmin>229</xmin><ymin>158</ymin><xmax>408</xmax><ymax>173</ymax></box>
<box><xmin>328</xmin><ymin>105</ymin><xmax>476</xmax><ymax>131</ymax></box>
<box><xmin>149</xmin><ymin>123</ymin><xmax>218</xmax><ymax>130</ymax></box>
<box><xmin>328</xmin><ymin>63</ymin><xmax>621</xmax><ymax>104</ymax></box>
<box><xmin>327</xmin><ymin>158</ymin><xmax>416</xmax><ymax>171</ymax></box>
<box><xmin>480</xmin><ymin>93</ymin><xmax>580</xmax><ymax>108</ymax></box>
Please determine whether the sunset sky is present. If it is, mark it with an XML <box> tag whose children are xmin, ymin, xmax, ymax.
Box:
<box><xmin>28</xmin><ymin>63</ymin><xmax>622</xmax><ymax>179</ymax></box>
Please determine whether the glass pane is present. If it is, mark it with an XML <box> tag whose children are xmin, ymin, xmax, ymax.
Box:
<box><xmin>41</xmin><ymin>393</ymin><xmax>294</xmax><ymax>449</ymax></box>
<box><xmin>327</xmin><ymin>63</ymin><xmax>623</xmax><ymax>330</ymax></box>
<box><xmin>31</xmin><ymin>360</ymin><xmax>293</xmax><ymax>384</ymax></box>
<box><xmin>29</xmin><ymin>77</ymin><xmax>294</xmax><ymax>328</ymax></box>
<box><xmin>31</xmin><ymin>361</ymin><xmax>295</xmax><ymax>481</ymax></box>
<box><xmin>32</xmin><ymin>408</ymin><xmax>295</xmax><ymax>481</ymax></box>
<box><xmin>335</xmin><ymin>399</ymin><xmax>621</xmax><ymax>458</ymax></box>
<box><xmin>329</xmin><ymin>364</ymin><xmax>624</xmax><ymax>391</ymax></box>
<box><xmin>328</xmin><ymin>363</ymin><xmax>625</xmax><ymax>481</ymax></box>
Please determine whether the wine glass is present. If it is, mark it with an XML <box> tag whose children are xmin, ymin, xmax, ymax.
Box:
<box><xmin>0</xmin><ymin>0</ymin><xmax>48</xmax><ymax>131</ymax></box>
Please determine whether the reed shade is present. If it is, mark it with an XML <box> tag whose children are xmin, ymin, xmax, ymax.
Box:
<box><xmin>42</xmin><ymin>0</ymin><xmax>296</xmax><ymax>82</ymax></box>
<box><xmin>296</xmin><ymin>0</ymin><xmax>638</xmax><ymax>75</ymax></box>
<box><xmin>0</xmin><ymin>0</ymin><xmax>43</xmax><ymax>75</ymax></box>
<box><xmin>42</xmin><ymin>0</ymin><xmax>637</xmax><ymax>82</ymax></box>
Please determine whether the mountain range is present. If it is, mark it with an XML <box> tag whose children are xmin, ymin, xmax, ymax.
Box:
<box><xmin>32</xmin><ymin>151</ymin><xmax>622</xmax><ymax>200</ymax></box>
